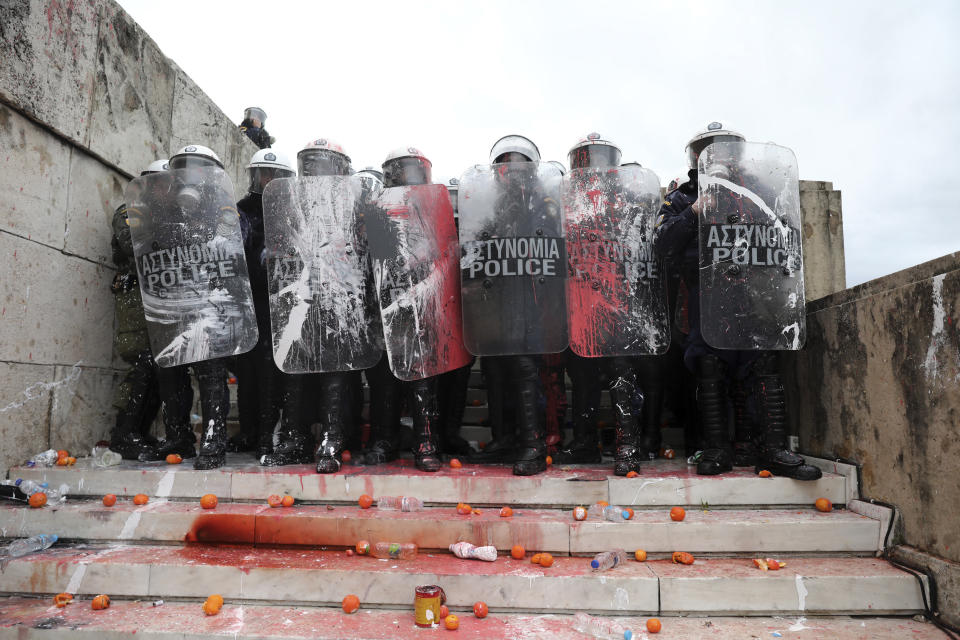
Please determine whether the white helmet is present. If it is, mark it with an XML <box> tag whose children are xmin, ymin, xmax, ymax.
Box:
<box><xmin>298</xmin><ymin>138</ymin><xmax>352</xmax><ymax>177</ymax></box>
<box><xmin>382</xmin><ymin>146</ymin><xmax>432</xmax><ymax>187</ymax></box>
<box><xmin>169</xmin><ymin>145</ymin><xmax>223</xmax><ymax>170</ymax></box>
<box><xmin>243</xmin><ymin>107</ymin><xmax>267</xmax><ymax>125</ymax></box>
<box><xmin>355</xmin><ymin>166</ymin><xmax>384</xmax><ymax>188</ymax></box>
<box><xmin>685</xmin><ymin>121</ymin><xmax>745</xmax><ymax>169</ymax></box>
<box><xmin>140</xmin><ymin>159</ymin><xmax>169</xmax><ymax>176</ymax></box>
<box><xmin>568</xmin><ymin>132</ymin><xmax>622</xmax><ymax>169</ymax></box>
<box><xmin>489</xmin><ymin>135</ymin><xmax>540</xmax><ymax>163</ymax></box>
<box><xmin>547</xmin><ymin>160</ymin><xmax>567</xmax><ymax>176</ymax></box>
<box><xmin>446</xmin><ymin>177</ymin><xmax>459</xmax><ymax>216</ymax></box>
<box><xmin>246</xmin><ymin>149</ymin><xmax>295</xmax><ymax>194</ymax></box>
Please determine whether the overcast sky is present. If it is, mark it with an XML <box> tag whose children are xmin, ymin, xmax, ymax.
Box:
<box><xmin>119</xmin><ymin>0</ymin><xmax>960</xmax><ymax>287</ymax></box>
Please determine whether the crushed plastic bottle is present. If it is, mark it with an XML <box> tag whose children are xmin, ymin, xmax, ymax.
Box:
<box><xmin>590</xmin><ymin>549</ymin><xmax>628</xmax><ymax>571</ymax></box>
<box><xmin>588</xmin><ymin>504</ymin><xmax>629</xmax><ymax>522</ymax></box>
<box><xmin>376</xmin><ymin>496</ymin><xmax>424</xmax><ymax>512</ymax></box>
<box><xmin>15</xmin><ymin>479</ymin><xmax>68</xmax><ymax>505</ymax></box>
<box><xmin>1</xmin><ymin>534</ymin><xmax>58</xmax><ymax>567</ymax></box>
<box><xmin>369</xmin><ymin>542</ymin><xmax>418</xmax><ymax>560</ymax></box>
<box><xmin>25</xmin><ymin>450</ymin><xmax>59</xmax><ymax>468</ymax></box>
<box><xmin>91</xmin><ymin>444</ymin><xmax>122</xmax><ymax>467</ymax></box>
<box><xmin>572</xmin><ymin>612</ymin><xmax>633</xmax><ymax>639</ymax></box>
<box><xmin>449</xmin><ymin>541</ymin><xmax>497</xmax><ymax>562</ymax></box>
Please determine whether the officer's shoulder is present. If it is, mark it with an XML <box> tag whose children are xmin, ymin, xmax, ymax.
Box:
<box><xmin>113</xmin><ymin>203</ymin><xmax>128</xmax><ymax>217</ymax></box>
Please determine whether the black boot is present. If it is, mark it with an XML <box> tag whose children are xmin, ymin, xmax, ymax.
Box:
<box><xmin>439</xmin><ymin>365</ymin><xmax>475</xmax><ymax>457</ymax></box>
<box><xmin>512</xmin><ymin>357</ymin><xmax>547</xmax><ymax>476</ymax></box>
<box><xmin>555</xmin><ymin>355</ymin><xmax>601</xmax><ymax>464</ymax></box>
<box><xmin>695</xmin><ymin>355</ymin><xmax>733</xmax><ymax>476</ymax></box>
<box><xmin>410</xmin><ymin>378</ymin><xmax>442</xmax><ymax>472</ymax></box>
<box><xmin>156</xmin><ymin>424</ymin><xmax>197</xmax><ymax>459</ymax></box>
<box><xmin>193</xmin><ymin>362</ymin><xmax>230</xmax><ymax>470</ymax></box>
<box><xmin>732</xmin><ymin>380</ymin><xmax>758</xmax><ymax>467</ymax></box>
<box><xmin>260</xmin><ymin>375</ymin><xmax>313</xmax><ymax>466</ymax></box>
<box><xmin>155</xmin><ymin>366</ymin><xmax>196</xmax><ymax>459</ymax></box>
<box><xmin>469</xmin><ymin>358</ymin><xmax>515</xmax><ymax>463</ymax></box>
<box><xmin>749</xmin><ymin>355</ymin><xmax>821</xmax><ymax>481</ymax></box>
<box><xmin>360</xmin><ymin>358</ymin><xmax>400</xmax><ymax>465</ymax></box>
<box><xmin>316</xmin><ymin>374</ymin><xmax>348</xmax><ymax>474</ymax></box>
<box><xmin>111</xmin><ymin>414</ymin><xmax>162</xmax><ymax>461</ymax></box>
<box><xmin>635</xmin><ymin>356</ymin><xmax>664</xmax><ymax>459</ymax></box>
<box><xmin>610</xmin><ymin>371</ymin><xmax>643</xmax><ymax>476</ymax></box>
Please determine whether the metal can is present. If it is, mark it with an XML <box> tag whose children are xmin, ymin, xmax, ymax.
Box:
<box><xmin>414</xmin><ymin>584</ymin><xmax>446</xmax><ymax>627</ymax></box>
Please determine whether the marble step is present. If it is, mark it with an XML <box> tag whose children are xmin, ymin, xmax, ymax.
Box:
<box><xmin>0</xmin><ymin>544</ymin><xmax>925</xmax><ymax>616</ymax></box>
<box><xmin>0</xmin><ymin>502</ymin><xmax>880</xmax><ymax>554</ymax></box>
<box><xmin>0</xmin><ymin>599</ymin><xmax>943</xmax><ymax>639</ymax></box>
<box><xmin>10</xmin><ymin>457</ymin><xmax>847</xmax><ymax>508</ymax></box>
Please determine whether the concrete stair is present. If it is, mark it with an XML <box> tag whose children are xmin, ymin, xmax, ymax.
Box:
<box><xmin>0</xmin><ymin>456</ymin><xmax>935</xmax><ymax>639</ymax></box>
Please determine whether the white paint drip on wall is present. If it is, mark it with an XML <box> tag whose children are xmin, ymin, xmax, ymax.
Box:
<box><xmin>795</xmin><ymin>574</ymin><xmax>808</xmax><ymax>611</ymax></box>
<box><xmin>922</xmin><ymin>273</ymin><xmax>959</xmax><ymax>385</ymax></box>
<box><xmin>0</xmin><ymin>361</ymin><xmax>83</xmax><ymax>413</ymax></box>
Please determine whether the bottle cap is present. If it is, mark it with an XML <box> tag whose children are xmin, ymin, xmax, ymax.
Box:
<box><xmin>590</xmin><ymin>559</ymin><xmax>600</xmax><ymax>569</ymax></box>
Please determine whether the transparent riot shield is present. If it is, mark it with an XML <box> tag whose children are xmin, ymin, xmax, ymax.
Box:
<box><xmin>458</xmin><ymin>162</ymin><xmax>567</xmax><ymax>355</ymax></box>
<box><xmin>698</xmin><ymin>141</ymin><xmax>805</xmax><ymax>350</ymax></box>
<box><xmin>365</xmin><ymin>184</ymin><xmax>471</xmax><ymax>381</ymax></box>
<box><xmin>262</xmin><ymin>175</ymin><xmax>382</xmax><ymax>373</ymax></box>
<box><xmin>124</xmin><ymin>167</ymin><xmax>258</xmax><ymax>367</ymax></box>
<box><xmin>563</xmin><ymin>164</ymin><xmax>670</xmax><ymax>357</ymax></box>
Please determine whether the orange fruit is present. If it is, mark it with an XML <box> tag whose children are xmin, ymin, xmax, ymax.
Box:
<box><xmin>672</xmin><ymin>551</ymin><xmax>695</xmax><ymax>565</ymax></box>
<box><xmin>133</xmin><ymin>494</ymin><xmax>149</xmax><ymax>506</ymax></box>
<box><xmin>102</xmin><ymin>494</ymin><xmax>117</xmax><ymax>507</ymax></box>
<box><xmin>815</xmin><ymin>498</ymin><xmax>832</xmax><ymax>512</ymax></box>
<box><xmin>53</xmin><ymin>593</ymin><xmax>73</xmax><ymax>607</ymax></box>
<box><xmin>545</xmin><ymin>455</ymin><xmax>553</xmax><ymax>465</ymax></box>
<box><xmin>538</xmin><ymin>553</ymin><xmax>554</xmax><ymax>568</ymax></box>
<box><xmin>472</xmin><ymin>508</ymin><xmax>482</xmax><ymax>515</ymax></box>
<box><xmin>91</xmin><ymin>594</ymin><xmax>110</xmax><ymax>610</ymax></box>
<box><xmin>758</xmin><ymin>470</ymin><xmax>773</xmax><ymax>478</ymax></box>
<box><xmin>531</xmin><ymin>553</ymin><xmax>542</xmax><ymax>564</ymax></box>
<box><xmin>29</xmin><ymin>493</ymin><xmax>47</xmax><ymax>508</ymax></box>
<box><xmin>281</xmin><ymin>495</ymin><xmax>294</xmax><ymax>507</ymax></box>
<box><xmin>342</xmin><ymin>594</ymin><xmax>360</xmax><ymax>613</ymax></box>
<box><xmin>166</xmin><ymin>453</ymin><xmax>182</xmax><ymax>464</ymax></box>
<box><xmin>663</xmin><ymin>448</ymin><xmax>675</xmax><ymax>459</ymax></box>
<box><xmin>626</xmin><ymin>470</ymin><xmax>639</xmax><ymax>478</ymax></box>
<box><xmin>66</xmin><ymin>457</ymin><xmax>76</xmax><ymax>465</ymax></box>
<box><xmin>202</xmin><ymin>597</ymin><xmax>222</xmax><ymax>616</ymax></box>
<box><xmin>450</xmin><ymin>458</ymin><xmax>462</xmax><ymax>469</ymax></box>
<box><xmin>635</xmin><ymin>549</ymin><xmax>647</xmax><ymax>562</ymax></box>
<box><xmin>440</xmin><ymin>604</ymin><xmax>449</xmax><ymax>618</ymax></box>
<box><xmin>200</xmin><ymin>494</ymin><xmax>218</xmax><ymax>509</ymax></box>
<box><xmin>358</xmin><ymin>494</ymin><xmax>373</xmax><ymax>509</ymax></box>
<box><xmin>356</xmin><ymin>540</ymin><xmax>371</xmax><ymax>555</ymax></box>
<box><xmin>670</xmin><ymin>506</ymin><xmax>685</xmax><ymax>521</ymax></box>
<box><xmin>209</xmin><ymin>593</ymin><xmax>224</xmax><ymax>607</ymax></box>
<box><xmin>267</xmin><ymin>494</ymin><xmax>283</xmax><ymax>507</ymax></box>
<box><xmin>345</xmin><ymin>549</ymin><xmax>354</xmax><ymax>557</ymax></box>
<box><xmin>572</xmin><ymin>506</ymin><xmax>587</xmax><ymax>521</ymax></box>
<box><xmin>473</xmin><ymin>601</ymin><xmax>488</xmax><ymax>618</ymax></box>
<box><xmin>646</xmin><ymin>618</ymin><xmax>661</xmax><ymax>633</ymax></box>
<box><xmin>510</xmin><ymin>545</ymin><xmax>525</xmax><ymax>560</ymax></box>
<box><xmin>341</xmin><ymin>450</ymin><xmax>352</xmax><ymax>464</ymax></box>
<box><xmin>456</xmin><ymin>503</ymin><xmax>472</xmax><ymax>515</ymax></box>
<box><xmin>444</xmin><ymin>614</ymin><xmax>459</xmax><ymax>630</ymax></box>
<box><xmin>57</xmin><ymin>449</ymin><xmax>69</xmax><ymax>459</ymax></box>
<box><xmin>499</xmin><ymin>506</ymin><xmax>513</xmax><ymax>518</ymax></box>
<box><xmin>56</xmin><ymin>456</ymin><xmax>69</xmax><ymax>466</ymax></box>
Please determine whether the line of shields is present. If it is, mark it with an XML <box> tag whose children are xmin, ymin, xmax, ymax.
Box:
<box><xmin>122</xmin><ymin>142</ymin><xmax>806</xmax><ymax>378</ymax></box>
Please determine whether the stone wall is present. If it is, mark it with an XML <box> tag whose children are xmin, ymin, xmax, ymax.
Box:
<box><xmin>0</xmin><ymin>0</ymin><xmax>256</xmax><ymax>474</ymax></box>
<box><xmin>799</xmin><ymin>180</ymin><xmax>845</xmax><ymax>300</ymax></box>
<box><xmin>784</xmin><ymin>251</ymin><xmax>960</xmax><ymax>622</ymax></box>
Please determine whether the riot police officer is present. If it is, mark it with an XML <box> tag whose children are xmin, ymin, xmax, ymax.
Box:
<box><xmin>238</xmin><ymin>107</ymin><xmax>273</xmax><ymax>149</ymax></box>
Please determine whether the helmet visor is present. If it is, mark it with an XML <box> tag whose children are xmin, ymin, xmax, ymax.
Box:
<box><xmin>493</xmin><ymin>151</ymin><xmax>533</xmax><ymax>164</ymax></box>
<box><xmin>298</xmin><ymin>149</ymin><xmax>352</xmax><ymax>177</ymax></box>
<box><xmin>569</xmin><ymin>144</ymin><xmax>621</xmax><ymax>169</ymax></box>
<box><xmin>244</xmin><ymin>107</ymin><xmax>266</xmax><ymax>125</ymax></box>
<box><xmin>248</xmin><ymin>166</ymin><xmax>295</xmax><ymax>194</ymax></box>
<box><xmin>383</xmin><ymin>157</ymin><xmax>432</xmax><ymax>187</ymax></box>
<box><xmin>169</xmin><ymin>155</ymin><xmax>219</xmax><ymax>171</ymax></box>
<box><xmin>686</xmin><ymin>134</ymin><xmax>743</xmax><ymax>169</ymax></box>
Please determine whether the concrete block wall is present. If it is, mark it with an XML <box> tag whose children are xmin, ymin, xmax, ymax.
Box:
<box><xmin>0</xmin><ymin>0</ymin><xmax>256</xmax><ymax>474</ymax></box>
<box><xmin>799</xmin><ymin>180</ymin><xmax>846</xmax><ymax>300</ymax></box>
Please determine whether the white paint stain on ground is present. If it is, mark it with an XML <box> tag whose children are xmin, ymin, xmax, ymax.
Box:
<box><xmin>155</xmin><ymin>470</ymin><xmax>176</xmax><ymax>498</ymax></box>
<box><xmin>632</xmin><ymin>478</ymin><xmax>665</xmax><ymax>504</ymax></box>
<box><xmin>789</xmin><ymin>617</ymin><xmax>812</xmax><ymax>631</ymax></box>
<box><xmin>795</xmin><ymin>574</ymin><xmax>808</xmax><ymax>611</ymax></box>
<box><xmin>0</xmin><ymin>362</ymin><xmax>83</xmax><ymax>413</ymax></box>
<box><xmin>64</xmin><ymin>546</ymin><xmax>126</xmax><ymax>594</ymax></box>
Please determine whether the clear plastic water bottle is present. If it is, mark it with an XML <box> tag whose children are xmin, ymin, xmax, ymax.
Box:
<box><xmin>449</xmin><ymin>541</ymin><xmax>497</xmax><ymax>562</ymax></box>
<box><xmin>2</xmin><ymin>534</ymin><xmax>59</xmax><ymax>559</ymax></box>
<box><xmin>371</xmin><ymin>542</ymin><xmax>418</xmax><ymax>560</ymax></box>
<box><xmin>15</xmin><ymin>479</ymin><xmax>68</xmax><ymax>504</ymax></box>
<box><xmin>25</xmin><ymin>450</ymin><xmax>59</xmax><ymax>468</ymax></box>
<box><xmin>572</xmin><ymin>612</ymin><xmax>633</xmax><ymax>639</ymax></box>
<box><xmin>376</xmin><ymin>496</ymin><xmax>424</xmax><ymax>512</ymax></box>
<box><xmin>91</xmin><ymin>445</ymin><xmax>122</xmax><ymax>467</ymax></box>
<box><xmin>590</xmin><ymin>549</ymin><xmax>628</xmax><ymax>571</ymax></box>
<box><xmin>588</xmin><ymin>504</ymin><xmax>629</xmax><ymax>521</ymax></box>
